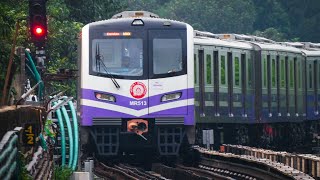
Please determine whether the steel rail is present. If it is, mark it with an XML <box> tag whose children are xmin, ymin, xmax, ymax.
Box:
<box><xmin>194</xmin><ymin>146</ymin><xmax>314</xmax><ymax>180</ymax></box>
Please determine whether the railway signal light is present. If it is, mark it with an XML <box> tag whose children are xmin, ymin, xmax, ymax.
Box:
<box><xmin>29</xmin><ymin>0</ymin><xmax>47</xmax><ymax>47</ymax></box>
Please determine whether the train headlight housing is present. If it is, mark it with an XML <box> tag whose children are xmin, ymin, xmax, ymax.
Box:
<box><xmin>161</xmin><ymin>92</ymin><xmax>182</xmax><ymax>102</ymax></box>
<box><xmin>132</xmin><ymin>19</ymin><xmax>144</xmax><ymax>26</ymax></box>
<box><xmin>95</xmin><ymin>92</ymin><xmax>116</xmax><ymax>102</ymax></box>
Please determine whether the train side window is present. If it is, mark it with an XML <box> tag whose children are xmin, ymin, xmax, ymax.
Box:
<box><xmin>194</xmin><ymin>54</ymin><xmax>197</xmax><ymax>84</ymax></box>
<box><xmin>309</xmin><ymin>63</ymin><xmax>313</xmax><ymax>89</ymax></box>
<box><xmin>263</xmin><ymin>57</ymin><xmax>267</xmax><ymax>88</ymax></box>
<box><xmin>206</xmin><ymin>54</ymin><xmax>212</xmax><ymax>84</ymax></box>
<box><xmin>234</xmin><ymin>57</ymin><xmax>240</xmax><ymax>87</ymax></box>
<box><xmin>290</xmin><ymin>60</ymin><xmax>294</xmax><ymax>88</ymax></box>
<box><xmin>280</xmin><ymin>58</ymin><xmax>285</xmax><ymax>88</ymax></box>
<box><xmin>247</xmin><ymin>58</ymin><xmax>252</xmax><ymax>88</ymax></box>
<box><xmin>297</xmin><ymin>61</ymin><xmax>301</xmax><ymax>89</ymax></box>
<box><xmin>272</xmin><ymin>58</ymin><xmax>276</xmax><ymax>87</ymax></box>
<box><xmin>318</xmin><ymin>61</ymin><xmax>320</xmax><ymax>88</ymax></box>
<box><xmin>221</xmin><ymin>55</ymin><xmax>226</xmax><ymax>85</ymax></box>
<box><xmin>315</xmin><ymin>61</ymin><xmax>318</xmax><ymax>92</ymax></box>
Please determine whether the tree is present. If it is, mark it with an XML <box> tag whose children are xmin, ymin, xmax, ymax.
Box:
<box><xmin>0</xmin><ymin>0</ymin><xmax>29</xmax><ymax>99</ymax></box>
<box><xmin>43</xmin><ymin>0</ymin><xmax>83</xmax><ymax>96</ymax></box>
<box><xmin>252</xmin><ymin>0</ymin><xmax>290</xmax><ymax>36</ymax></box>
<box><xmin>65</xmin><ymin>0</ymin><xmax>126</xmax><ymax>23</ymax></box>
<box><xmin>281</xmin><ymin>0</ymin><xmax>320</xmax><ymax>42</ymax></box>
<box><xmin>155</xmin><ymin>0</ymin><xmax>256</xmax><ymax>34</ymax></box>
<box><xmin>253</xmin><ymin>27</ymin><xmax>286</xmax><ymax>41</ymax></box>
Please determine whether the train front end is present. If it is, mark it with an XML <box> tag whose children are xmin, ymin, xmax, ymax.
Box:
<box><xmin>79</xmin><ymin>11</ymin><xmax>194</xmax><ymax>157</ymax></box>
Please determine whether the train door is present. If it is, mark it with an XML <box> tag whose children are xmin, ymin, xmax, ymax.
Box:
<box><xmin>318</xmin><ymin>59</ymin><xmax>320</xmax><ymax>116</ymax></box>
<box><xmin>279</xmin><ymin>53</ymin><xmax>286</xmax><ymax>117</ymax></box>
<box><xmin>299</xmin><ymin>56</ymin><xmax>306</xmax><ymax>117</ymax></box>
<box><xmin>198</xmin><ymin>47</ymin><xmax>205</xmax><ymax>117</ymax></box>
<box><xmin>213</xmin><ymin>50</ymin><xmax>219</xmax><ymax>116</ymax></box>
<box><xmin>288</xmin><ymin>55</ymin><xmax>296</xmax><ymax>116</ymax></box>
<box><xmin>194</xmin><ymin>45</ymin><xmax>201</xmax><ymax>119</ymax></box>
<box><xmin>270</xmin><ymin>52</ymin><xmax>277</xmax><ymax>118</ymax></box>
<box><xmin>314</xmin><ymin>59</ymin><xmax>319</xmax><ymax>116</ymax></box>
<box><xmin>227</xmin><ymin>51</ymin><xmax>233</xmax><ymax>117</ymax></box>
<box><xmin>261</xmin><ymin>51</ymin><xmax>268</xmax><ymax>118</ymax></box>
<box><xmin>204</xmin><ymin>46</ymin><xmax>214</xmax><ymax>117</ymax></box>
<box><xmin>232</xmin><ymin>50</ymin><xmax>242</xmax><ymax>117</ymax></box>
<box><xmin>275</xmin><ymin>54</ymin><xmax>280</xmax><ymax>117</ymax></box>
<box><xmin>306</xmin><ymin>58</ymin><xmax>316</xmax><ymax>119</ymax></box>
<box><xmin>217</xmin><ymin>47</ymin><xmax>229</xmax><ymax>116</ymax></box>
<box><xmin>294</xmin><ymin>55</ymin><xmax>305</xmax><ymax>117</ymax></box>
<box><xmin>246</xmin><ymin>51</ymin><xmax>254</xmax><ymax>117</ymax></box>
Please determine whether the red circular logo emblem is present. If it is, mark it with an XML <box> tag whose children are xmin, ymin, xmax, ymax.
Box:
<box><xmin>130</xmin><ymin>82</ymin><xmax>147</xmax><ymax>99</ymax></box>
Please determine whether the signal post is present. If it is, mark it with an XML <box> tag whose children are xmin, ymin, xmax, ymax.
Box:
<box><xmin>29</xmin><ymin>0</ymin><xmax>47</xmax><ymax>69</ymax></box>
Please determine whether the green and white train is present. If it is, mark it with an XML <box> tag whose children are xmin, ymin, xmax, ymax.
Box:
<box><xmin>194</xmin><ymin>31</ymin><xmax>320</xmax><ymax>151</ymax></box>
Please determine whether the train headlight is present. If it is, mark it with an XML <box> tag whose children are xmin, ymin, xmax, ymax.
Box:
<box><xmin>161</xmin><ymin>92</ymin><xmax>182</xmax><ymax>102</ymax></box>
<box><xmin>132</xmin><ymin>19</ymin><xmax>144</xmax><ymax>26</ymax></box>
<box><xmin>95</xmin><ymin>92</ymin><xmax>116</xmax><ymax>102</ymax></box>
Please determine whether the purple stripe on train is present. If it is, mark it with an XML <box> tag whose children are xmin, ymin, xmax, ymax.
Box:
<box><xmin>81</xmin><ymin>88</ymin><xmax>194</xmax><ymax>110</ymax></box>
<box><xmin>81</xmin><ymin>105</ymin><xmax>195</xmax><ymax>126</ymax></box>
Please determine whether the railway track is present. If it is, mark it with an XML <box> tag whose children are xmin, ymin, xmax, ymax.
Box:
<box><xmin>94</xmin><ymin>146</ymin><xmax>314</xmax><ymax>180</ymax></box>
<box><xmin>95</xmin><ymin>162</ymin><xmax>170</xmax><ymax>180</ymax></box>
<box><xmin>194</xmin><ymin>146</ymin><xmax>314</xmax><ymax>180</ymax></box>
<box><xmin>95</xmin><ymin>161</ymin><xmax>258</xmax><ymax>180</ymax></box>
<box><xmin>95</xmin><ymin>161</ymin><xmax>237</xmax><ymax>180</ymax></box>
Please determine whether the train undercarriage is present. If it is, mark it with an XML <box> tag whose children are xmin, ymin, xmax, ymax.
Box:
<box><xmin>80</xmin><ymin>121</ymin><xmax>195</xmax><ymax>160</ymax></box>
<box><xmin>196</xmin><ymin>120</ymin><xmax>320</xmax><ymax>153</ymax></box>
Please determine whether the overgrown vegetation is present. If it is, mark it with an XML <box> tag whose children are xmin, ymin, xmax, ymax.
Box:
<box><xmin>18</xmin><ymin>153</ymin><xmax>33</xmax><ymax>180</ymax></box>
<box><xmin>53</xmin><ymin>166</ymin><xmax>73</xmax><ymax>180</ymax></box>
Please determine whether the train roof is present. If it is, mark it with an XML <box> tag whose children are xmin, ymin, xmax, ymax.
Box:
<box><xmin>86</xmin><ymin>17</ymin><xmax>188</xmax><ymax>29</ymax></box>
<box><xmin>194</xmin><ymin>31</ymin><xmax>301</xmax><ymax>53</ymax></box>
<box><xmin>194</xmin><ymin>36</ymin><xmax>253</xmax><ymax>50</ymax></box>
<box><xmin>112</xmin><ymin>11</ymin><xmax>160</xmax><ymax>19</ymax></box>
<box><xmin>85</xmin><ymin>11</ymin><xmax>189</xmax><ymax>29</ymax></box>
<box><xmin>253</xmin><ymin>42</ymin><xmax>302</xmax><ymax>53</ymax></box>
<box><xmin>301</xmin><ymin>49</ymin><xmax>320</xmax><ymax>57</ymax></box>
<box><xmin>280</xmin><ymin>42</ymin><xmax>320</xmax><ymax>57</ymax></box>
<box><xmin>215</xmin><ymin>33</ymin><xmax>302</xmax><ymax>53</ymax></box>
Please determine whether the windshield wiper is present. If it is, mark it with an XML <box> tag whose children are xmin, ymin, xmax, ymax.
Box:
<box><xmin>95</xmin><ymin>44</ymin><xmax>120</xmax><ymax>89</ymax></box>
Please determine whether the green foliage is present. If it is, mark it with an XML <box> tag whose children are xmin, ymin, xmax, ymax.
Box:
<box><xmin>18</xmin><ymin>153</ymin><xmax>33</xmax><ymax>180</ymax></box>
<box><xmin>0</xmin><ymin>0</ymin><xmax>29</xmax><ymax>99</ymax></box>
<box><xmin>157</xmin><ymin>0</ymin><xmax>256</xmax><ymax>34</ymax></box>
<box><xmin>253</xmin><ymin>0</ymin><xmax>290</xmax><ymax>35</ymax></box>
<box><xmin>53</xmin><ymin>166</ymin><xmax>73</xmax><ymax>180</ymax></box>
<box><xmin>45</xmin><ymin>0</ymin><xmax>83</xmax><ymax>96</ymax></box>
<box><xmin>65</xmin><ymin>0</ymin><xmax>126</xmax><ymax>23</ymax></box>
<box><xmin>281</xmin><ymin>0</ymin><xmax>320</xmax><ymax>42</ymax></box>
<box><xmin>127</xmin><ymin>0</ymin><xmax>320</xmax><ymax>42</ymax></box>
<box><xmin>44</xmin><ymin>0</ymin><xmax>126</xmax><ymax>96</ymax></box>
<box><xmin>253</xmin><ymin>28</ymin><xmax>286</xmax><ymax>41</ymax></box>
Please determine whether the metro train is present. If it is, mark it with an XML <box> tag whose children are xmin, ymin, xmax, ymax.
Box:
<box><xmin>193</xmin><ymin>33</ymin><xmax>320</xmax><ymax>150</ymax></box>
<box><xmin>78</xmin><ymin>11</ymin><xmax>320</xmax><ymax>158</ymax></box>
<box><xmin>78</xmin><ymin>11</ymin><xmax>195</xmax><ymax>157</ymax></box>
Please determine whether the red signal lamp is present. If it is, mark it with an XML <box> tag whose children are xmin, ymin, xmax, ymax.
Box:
<box><xmin>36</xmin><ymin>27</ymin><xmax>43</xmax><ymax>34</ymax></box>
<box><xmin>33</xmin><ymin>26</ymin><xmax>45</xmax><ymax>36</ymax></box>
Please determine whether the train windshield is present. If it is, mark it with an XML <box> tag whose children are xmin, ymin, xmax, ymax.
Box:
<box><xmin>153</xmin><ymin>38</ymin><xmax>182</xmax><ymax>74</ymax></box>
<box><xmin>92</xmin><ymin>39</ymin><xmax>143</xmax><ymax>77</ymax></box>
<box><xmin>150</xmin><ymin>29</ymin><xmax>187</xmax><ymax>78</ymax></box>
